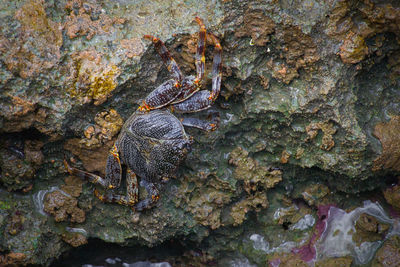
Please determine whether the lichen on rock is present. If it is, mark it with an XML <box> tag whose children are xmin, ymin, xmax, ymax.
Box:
<box><xmin>228</xmin><ymin>146</ymin><xmax>282</xmax><ymax>194</ymax></box>
<box><xmin>68</xmin><ymin>49</ymin><xmax>121</xmax><ymax>105</ymax></box>
<box><xmin>305</xmin><ymin>121</ymin><xmax>337</xmax><ymax>151</ymax></box>
<box><xmin>373</xmin><ymin>116</ymin><xmax>400</xmax><ymax>172</ymax></box>
<box><xmin>64</xmin><ymin>0</ymin><xmax>124</xmax><ymax>40</ymax></box>
<box><xmin>0</xmin><ymin>0</ymin><xmax>62</xmax><ymax>78</ymax></box>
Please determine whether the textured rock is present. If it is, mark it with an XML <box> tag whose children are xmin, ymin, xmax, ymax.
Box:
<box><xmin>0</xmin><ymin>0</ymin><xmax>399</xmax><ymax>265</ymax></box>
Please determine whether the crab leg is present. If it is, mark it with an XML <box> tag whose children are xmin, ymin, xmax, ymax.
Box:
<box><xmin>167</xmin><ymin>17</ymin><xmax>208</xmax><ymax>105</ymax></box>
<box><xmin>94</xmin><ymin>170</ymin><xmax>138</xmax><ymax>206</ymax></box>
<box><xmin>134</xmin><ymin>180</ymin><xmax>160</xmax><ymax>211</ymax></box>
<box><xmin>138</xmin><ymin>35</ymin><xmax>185</xmax><ymax>111</ymax></box>
<box><xmin>194</xmin><ymin>16</ymin><xmax>206</xmax><ymax>84</ymax></box>
<box><xmin>64</xmin><ymin>159</ymin><xmax>109</xmax><ymax>187</ymax></box>
<box><xmin>181</xmin><ymin>111</ymin><xmax>220</xmax><ymax>131</ymax></box>
<box><xmin>143</xmin><ymin>35</ymin><xmax>183</xmax><ymax>82</ymax></box>
<box><xmin>138</xmin><ymin>79</ymin><xmax>182</xmax><ymax>111</ymax></box>
<box><xmin>172</xmin><ymin>34</ymin><xmax>222</xmax><ymax>113</ymax></box>
<box><xmin>64</xmin><ymin>144</ymin><xmax>123</xmax><ymax>192</ymax></box>
<box><xmin>127</xmin><ymin>169</ymin><xmax>139</xmax><ymax>204</ymax></box>
<box><xmin>209</xmin><ymin>34</ymin><xmax>223</xmax><ymax>101</ymax></box>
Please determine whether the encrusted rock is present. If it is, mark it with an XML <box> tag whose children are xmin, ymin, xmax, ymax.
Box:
<box><xmin>373</xmin><ymin>116</ymin><xmax>400</xmax><ymax>172</ymax></box>
<box><xmin>64</xmin><ymin>0</ymin><xmax>123</xmax><ymax>40</ymax></box>
<box><xmin>0</xmin><ymin>138</ymin><xmax>43</xmax><ymax>191</ymax></box>
<box><xmin>352</xmin><ymin>213</ymin><xmax>390</xmax><ymax>246</ymax></box>
<box><xmin>62</xmin><ymin>232</ymin><xmax>88</xmax><ymax>247</ymax></box>
<box><xmin>339</xmin><ymin>31</ymin><xmax>368</xmax><ymax>64</ymax></box>
<box><xmin>305</xmin><ymin>121</ymin><xmax>337</xmax><ymax>151</ymax></box>
<box><xmin>371</xmin><ymin>235</ymin><xmax>400</xmax><ymax>267</ymax></box>
<box><xmin>0</xmin><ymin>252</ymin><xmax>27</xmax><ymax>266</ymax></box>
<box><xmin>230</xmin><ymin>191</ymin><xmax>268</xmax><ymax>226</ymax></box>
<box><xmin>1</xmin><ymin>0</ymin><xmax>62</xmax><ymax>78</ymax></box>
<box><xmin>67</xmin><ymin>50</ymin><xmax>121</xmax><ymax>105</ymax></box>
<box><xmin>229</xmin><ymin>147</ymin><xmax>282</xmax><ymax>194</ymax></box>
<box><xmin>315</xmin><ymin>257</ymin><xmax>352</xmax><ymax>267</ymax></box>
<box><xmin>235</xmin><ymin>9</ymin><xmax>275</xmax><ymax>46</ymax></box>
<box><xmin>44</xmin><ymin>190</ymin><xmax>85</xmax><ymax>223</ymax></box>
<box><xmin>301</xmin><ymin>184</ymin><xmax>330</xmax><ymax>206</ymax></box>
<box><xmin>64</xmin><ymin>109</ymin><xmax>123</xmax><ymax>173</ymax></box>
<box><xmin>383</xmin><ymin>181</ymin><xmax>400</xmax><ymax>210</ymax></box>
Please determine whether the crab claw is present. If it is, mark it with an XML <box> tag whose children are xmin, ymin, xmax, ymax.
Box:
<box><xmin>194</xmin><ymin>16</ymin><xmax>205</xmax><ymax>28</ymax></box>
<box><xmin>143</xmin><ymin>35</ymin><xmax>159</xmax><ymax>43</ymax></box>
<box><xmin>63</xmin><ymin>156</ymin><xmax>74</xmax><ymax>174</ymax></box>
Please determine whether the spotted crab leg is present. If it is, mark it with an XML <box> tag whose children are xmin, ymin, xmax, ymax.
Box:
<box><xmin>181</xmin><ymin>111</ymin><xmax>220</xmax><ymax>131</ymax></box>
<box><xmin>64</xmin><ymin>158</ymin><xmax>109</xmax><ymax>187</ymax></box>
<box><xmin>138</xmin><ymin>35</ymin><xmax>185</xmax><ymax>111</ymax></box>
<box><xmin>194</xmin><ymin>16</ymin><xmax>206</xmax><ymax>85</ymax></box>
<box><xmin>134</xmin><ymin>180</ymin><xmax>160</xmax><ymax>211</ymax></box>
<box><xmin>168</xmin><ymin>17</ymin><xmax>208</xmax><ymax>105</ymax></box>
<box><xmin>143</xmin><ymin>35</ymin><xmax>183</xmax><ymax>82</ymax></box>
<box><xmin>172</xmin><ymin>34</ymin><xmax>222</xmax><ymax>113</ymax></box>
<box><xmin>64</xmin><ymin>144</ymin><xmax>137</xmax><ymax>205</ymax></box>
<box><xmin>94</xmin><ymin>169</ymin><xmax>139</xmax><ymax>207</ymax></box>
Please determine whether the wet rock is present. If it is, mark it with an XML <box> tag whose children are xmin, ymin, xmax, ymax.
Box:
<box><xmin>373</xmin><ymin>116</ymin><xmax>400</xmax><ymax>172</ymax></box>
<box><xmin>44</xmin><ymin>189</ymin><xmax>85</xmax><ymax>223</ymax></box>
<box><xmin>0</xmin><ymin>252</ymin><xmax>27</xmax><ymax>266</ymax></box>
<box><xmin>317</xmin><ymin>201</ymin><xmax>395</xmax><ymax>265</ymax></box>
<box><xmin>352</xmin><ymin>213</ymin><xmax>390</xmax><ymax>246</ymax></box>
<box><xmin>301</xmin><ymin>184</ymin><xmax>330</xmax><ymax>206</ymax></box>
<box><xmin>0</xmin><ymin>0</ymin><xmax>400</xmax><ymax>265</ymax></box>
<box><xmin>6</xmin><ymin>211</ymin><xmax>25</xmax><ymax>236</ymax></box>
<box><xmin>383</xmin><ymin>181</ymin><xmax>400</xmax><ymax>210</ymax></box>
<box><xmin>268</xmin><ymin>253</ymin><xmax>308</xmax><ymax>267</ymax></box>
<box><xmin>0</xmin><ymin>137</ymin><xmax>43</xmax><ymax>191</ymax></box>
<box><xmin>62</xmin><ymin>232</ymin><xmax>88</xmax><ymax>247</ymax></box>
<box><xmin>315</xmin><ymin>257</ymin><xmax>352</xmax><ymax>267</ymax></box>
<box><xmin>235</xmin><ymin>10</ymin><xmax>275</xmax><ymax>47</ymax></box>
<box><xmin>371</xmin><ymin>235</ymin><xmax>400</xmax><ymax>267</ymax></box>
<box><xmin>228</xmin><ymin>147</ymin><xmax>282</xmax><ymax>194</ymax></box>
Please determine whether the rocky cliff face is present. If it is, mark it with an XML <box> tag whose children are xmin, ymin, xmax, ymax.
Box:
<box><xmin>1</xmin><ymin>0</ymin><xmax>399</xmax><ymax>266</ymax></box>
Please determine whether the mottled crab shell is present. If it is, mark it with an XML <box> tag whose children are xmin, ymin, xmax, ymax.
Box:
<box><xmin>116</xmin><ymin>109</ymin><xmax>191</xmax><ymax>183</ymax></box>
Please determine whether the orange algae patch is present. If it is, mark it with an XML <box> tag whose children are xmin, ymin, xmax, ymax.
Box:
<box><xmin>373</xmin><ymin>116</ymin><xmax>400</xmax><ymax>172</ymax></box>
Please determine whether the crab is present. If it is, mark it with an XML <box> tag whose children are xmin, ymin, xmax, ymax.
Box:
<box><xmin>64</xmin><ymin>17</ymin><xmax>222</xmax><ymax>211</ymax></box>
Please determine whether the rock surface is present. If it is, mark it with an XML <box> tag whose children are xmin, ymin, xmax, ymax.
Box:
<box><xmin>0</xmin><ymin>0</ymin><xmax>399</xmax><ymax>265</ymax></box>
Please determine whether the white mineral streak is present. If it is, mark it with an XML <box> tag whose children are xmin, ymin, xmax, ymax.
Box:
<box><xmin>317</xmin><ymin>201</ymin><xmax>398</xmax><ymax>265</ymax></box>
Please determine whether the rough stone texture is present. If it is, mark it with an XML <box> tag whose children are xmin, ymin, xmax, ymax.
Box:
<box><xmin>372</xmin><ymin>235</ymin><xmax>400</xmax><ymax>267</ymax></box>
<box><xmin>0</xmin><ymin>0</ymin><xmax>400</xmax><ymax>265</ymax></box>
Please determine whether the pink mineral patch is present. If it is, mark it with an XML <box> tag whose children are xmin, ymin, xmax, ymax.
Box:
<box><xmin>292</xmin><ymin>204</ymin><xmax>336</xmax><ymax>262</ymax></box>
